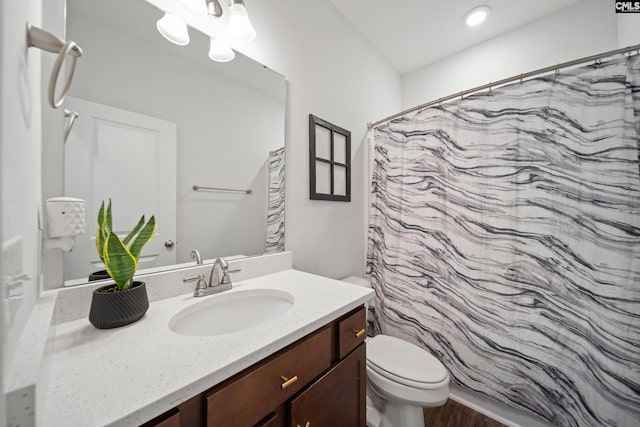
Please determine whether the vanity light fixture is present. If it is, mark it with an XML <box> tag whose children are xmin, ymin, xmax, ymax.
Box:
<box><xmin>155</xmin><ymin>0</ymin><xmax>256</xmax><ymax>62</ymax></box>
<box><xmin>156</xmin><ymin>12</ymin><xmax>190</xmax><ymax>46</ymax></box>
<box><xmin>464</xmin><ymin>5</ymin><xmax>491</xmax><ymax>27</ymax></box>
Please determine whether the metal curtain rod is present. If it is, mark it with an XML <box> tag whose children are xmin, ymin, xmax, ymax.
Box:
<box><xmin>368</xmin><ymin>43</ymin><xmax>640</xmax><ymax>130</ymax></box>
<box><xmin>192</xmin><ymin>185</ymin><xmax>252</xmax><ymax>194</ymax></box>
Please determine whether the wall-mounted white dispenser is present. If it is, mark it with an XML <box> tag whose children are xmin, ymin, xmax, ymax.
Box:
<box><xmin>43</xmin><ymin>197</ymin><xmax>86</xmax><ymax>251</ymax></box>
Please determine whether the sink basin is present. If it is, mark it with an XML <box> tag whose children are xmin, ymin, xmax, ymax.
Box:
<box><xmin>169</xmin><ymin>289</ymin><xmax>294</xmax><ymax>336</ymax></box>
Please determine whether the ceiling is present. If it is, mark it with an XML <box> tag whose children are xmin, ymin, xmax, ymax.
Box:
<box><xmin>330</xmin><ymin>0</ymin><xmax>585</xmax><ymax>74</ymax></box>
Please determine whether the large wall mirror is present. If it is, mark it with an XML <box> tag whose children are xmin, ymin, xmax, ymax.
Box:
<box><xmin>62</xmin><ymin>0</ymin><xmax>286</xmax><ymax>284</ymax></box>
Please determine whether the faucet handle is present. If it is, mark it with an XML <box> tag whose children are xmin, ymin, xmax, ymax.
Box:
<box><xmin>183</xmin><ymin>274</ymin><xmax>205</xmax><ymax>283</ymax></box>
<box><xmin>220</xmin><ymin>268</ymin><xmax>241</xmax><ymax>285</ymax></box>
<box><xmin>184</xmin><ymin>274</ymin><xmax>208</xmax><ymax>297</ymax></box>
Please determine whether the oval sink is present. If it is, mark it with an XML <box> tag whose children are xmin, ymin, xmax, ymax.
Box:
<box><xmin>169</xmin><ymin>289</ymin><xmax>294</xmax><ymax>336</ymax></box>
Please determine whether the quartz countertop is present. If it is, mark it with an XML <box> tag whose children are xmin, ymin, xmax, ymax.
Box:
<box><xmin>41</xmin><ymin>269</ymin><xmax>373</xmax><ymax>426</ymax></box>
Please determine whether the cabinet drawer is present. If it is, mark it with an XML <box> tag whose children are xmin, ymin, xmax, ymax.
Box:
<box><xmin>206</xmin><ymin>326</ymin><xmax>333</xmax><ymax>427</ymax></box>
<box><xmin>338</xmin><ymin>307</ymin><xmax>367</xmax><ymax>359</ymax></box>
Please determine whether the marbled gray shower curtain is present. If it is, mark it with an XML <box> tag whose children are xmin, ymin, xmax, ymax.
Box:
<box><xmin>367</xmin><ymin>54</ymin><xmax>640</xmax><ymax>427</ymax></box>
<box><xmin>265</xmin><ymin>147</ymin><xmax>285</xmax><ymax>253</ymax></box>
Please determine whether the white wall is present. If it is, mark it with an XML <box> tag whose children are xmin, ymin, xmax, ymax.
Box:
<box><xmin>402</xmin><ymin>0</ymin><xmax>618</xmax><ymax>110</ymax></box>
<box><xmin>232</xmin><ymin>0</ymin><xmax>402</xmax><ymax>278</ymax></box>
<box><xmin>617</xmin><ymin>13</ymin><xmax>640</xmax><ymax>47</ymax></box>
<box><xmin>0</xmin><ymin>0</ymin><xmax>44</xmax><ymax>419</ymax></box>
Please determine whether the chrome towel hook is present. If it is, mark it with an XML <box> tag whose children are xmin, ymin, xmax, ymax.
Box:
<box><xmin>26</xmin><ymin>23</ymin><xmax>83</xmax><ymax>109</ymax></box>
<box><xmin>63</xmin><ymin>109</ymin><xmax>79</xmax><ymax>143</ymax></box>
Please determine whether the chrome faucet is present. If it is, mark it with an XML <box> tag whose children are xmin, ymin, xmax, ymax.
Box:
<box><xmin>182</xmin><ymin>257</ymin><xmax>240</xmax><ymax>297</ymax></box>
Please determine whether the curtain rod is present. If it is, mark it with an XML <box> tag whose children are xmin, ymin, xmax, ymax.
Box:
<box><xmin>367</xmin><ymin>43</ymin><xmax>640</xmax><ymax>130</ymax></box>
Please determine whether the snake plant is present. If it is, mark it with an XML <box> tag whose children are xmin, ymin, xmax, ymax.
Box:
<box><xmin>95</xmin><ymin>200</ymin><xmax>157</xmax><ymax>291</ymax></box>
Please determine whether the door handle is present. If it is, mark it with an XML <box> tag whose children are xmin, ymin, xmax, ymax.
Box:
<box><xmin>164</xmin><ymin>240</ymin><xmax>175</xmax><ymax>248</ymax></box>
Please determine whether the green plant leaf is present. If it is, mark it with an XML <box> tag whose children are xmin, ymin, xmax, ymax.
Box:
<box><xmin>95</xmin><ymin>227</ymin><xmax>106</xmax><ymax>263</ymax></box>
<box><xmin>123</xmin><ymin>215</ymin><xmax>145</xmax><ymax>246</ymax></box>
<box><xmin>96</xmin><ymin>201</ymin><xmax>107</xmax><ymax>263</ymax></box>
<box><xmin>106</xmin><ymin>198</ymin><xmax>113</xmax><ymax>232</ymax></box>
<box><xmin>103</xmin><ymin>231</ymin><xmax>137</xmax><ymax>290</ymax></box>
<box><xmin>129</xmin><ymin>216</ymin><xmax>156</xmax><ymax>261</ymax></box>
<box><xmin>97</xmin><ymin>201</ymin><xmax>105</xmax><ymax>228</ymax></box>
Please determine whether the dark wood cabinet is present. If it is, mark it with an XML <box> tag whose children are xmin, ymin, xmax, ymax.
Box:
<box><xmin>146</xmin><ymin>306</ymin><xmax>367</xmax><ymax>427</ymax></box>
<box><xmin>290</xmin><ymin>344</ymin><xmax>366</xmax><ymax>427</ymax></box>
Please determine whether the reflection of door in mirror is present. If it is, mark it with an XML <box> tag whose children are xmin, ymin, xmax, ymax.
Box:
<box><xmin>64</xmin><ymin>97</ymin><xmax>177</xmax><ymax>282</ymax></box>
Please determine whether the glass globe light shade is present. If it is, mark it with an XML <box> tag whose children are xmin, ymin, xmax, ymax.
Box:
<box><xmin>156</xmin><ymin>13</ymin><xmax>190</xmax><ymax>46</ymax></box>
<box><xmin>228</xmin><ymin>3</ymin><xmax>256</xmax><ymax>43</ymax></box>
<box><xmin>208</xmin><ymin>38</ymin><xmax>235</xmax><ymax>62</ymax></box>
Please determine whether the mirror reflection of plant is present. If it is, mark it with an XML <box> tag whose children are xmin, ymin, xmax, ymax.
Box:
<box><xmin>95</xmin><ymin>199</ymin><xmax>156</xmax><ymax>291</ymax></box>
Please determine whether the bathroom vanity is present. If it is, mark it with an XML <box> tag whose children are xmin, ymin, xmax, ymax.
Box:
<box><xmin>143</xmin><ymin>306</ymin><xmax>367</xmax><ymax>427</ymax></box>
<box><xmin>7</xmin><ymin>253</ymin><xmax>373</xmax><ymax>426</ymax></box>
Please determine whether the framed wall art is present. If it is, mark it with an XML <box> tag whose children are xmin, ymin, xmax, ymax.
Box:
<box><xmin>309</xmin><ymin>114</ymin><xmax>351</xmax><ymax>202</ymax></box>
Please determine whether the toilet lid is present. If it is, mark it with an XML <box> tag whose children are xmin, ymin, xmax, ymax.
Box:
<box><xmin>367</xmin><ymin>335</ymin><xmax>448</xmax><ymax>386</ymax></box>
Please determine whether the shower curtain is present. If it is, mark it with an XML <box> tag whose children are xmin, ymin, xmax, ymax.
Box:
<box><xmin>367</xmin><ymin>54</ymin><xmax>640</xmax><ymax>427</ymax></box>
<box><xmin>265</xmin><ymin>147</ymin><xmax>285</xmax><ymax>253</ymax></box>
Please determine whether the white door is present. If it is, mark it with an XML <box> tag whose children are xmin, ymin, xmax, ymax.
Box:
<box><xmin>64</xmin><ymin>97</ymin><xmax>177</xmax><ymax>282</ymax></box>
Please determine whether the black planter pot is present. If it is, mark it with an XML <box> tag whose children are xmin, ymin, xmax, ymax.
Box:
<box><xmin>88</xmin><ymin>269</ymin><xmax>111</xmax><ymax>282</ymax></box>
<box><xmin>89</xmin><ymin>281</ymin><xmax>149</xmax><ymax>329</ymax></box>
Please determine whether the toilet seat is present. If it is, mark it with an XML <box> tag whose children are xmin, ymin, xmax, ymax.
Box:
<box><xmin>367</xmin><ymin>335</ymin><xmax>448</xmax><ymax>389</ymax></box>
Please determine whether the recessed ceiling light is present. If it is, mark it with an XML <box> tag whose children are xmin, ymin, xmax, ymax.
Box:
<box><xmin>465</xmin><ymin>5</ymin><xmax>491</xmax><ymax>27</ymax></box>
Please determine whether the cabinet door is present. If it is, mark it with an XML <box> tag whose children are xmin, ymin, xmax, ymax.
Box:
<box><xmin>290</xmin><ymin>344</ymin><xmax>366</xmax><ymax>427</ymax></box>
<box><xmin>338</xmin><ymin>307</ymin><xmax>367</xmax><ymax>359</ymax></box>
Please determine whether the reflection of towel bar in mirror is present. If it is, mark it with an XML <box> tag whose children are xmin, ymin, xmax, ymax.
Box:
<box><xmin>26</xmin><ymin>23</ymin><xmax>83</xmax><ymax>108</ymax></box>
<box><xmin>192</xmin><ymin>185</ymin><xmax>252</xmax><ymax>194</ymax></box>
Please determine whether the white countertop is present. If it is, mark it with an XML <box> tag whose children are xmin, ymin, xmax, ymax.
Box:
<box><xmin>41</xmin><ymin>269</ymin><xmax>373</xmax><ymax>426</ymax></box>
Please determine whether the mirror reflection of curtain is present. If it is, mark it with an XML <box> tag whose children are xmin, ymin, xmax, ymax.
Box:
<box><xmin>265</xmin><ymin>147</ymin><xmax>285</xmax><ymax>253</ymax></box>
<box><xmin>367</xmin><ymin>54</ymin><xmax>640</xmax><ymax>427</ymax></box>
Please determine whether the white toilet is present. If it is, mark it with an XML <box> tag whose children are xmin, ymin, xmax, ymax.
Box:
<box><xmin>342</xmin><ymin>276</ymin><xmax>450</xmax><ymax>427</ymax></box>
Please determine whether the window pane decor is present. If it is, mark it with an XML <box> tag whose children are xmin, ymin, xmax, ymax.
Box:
<box><xmin>309</xmin><ymin>114</ymin><xmax>351</xmax><ymax>201</ymax></box>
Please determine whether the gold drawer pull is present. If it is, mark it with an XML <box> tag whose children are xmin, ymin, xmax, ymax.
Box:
<box><xmin>280</xmin><ymin>375</ymin><xmax>298</xmax><ymax>389</ymax></box>
<box><xmin>353</xmin><ymin>328</ymin><xmax>366</xmax><ymax>338</ymax></box>
<box><xmin>297</xmin><ymin>422</ymin><xmax>311</xmax><ymax>427</ymax></box>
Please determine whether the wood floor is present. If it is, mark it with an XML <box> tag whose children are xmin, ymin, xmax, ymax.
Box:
<box><xmin>423</xmin><ymin>399</ymin><xmax>506</xmax><ymax>427</ymax></box>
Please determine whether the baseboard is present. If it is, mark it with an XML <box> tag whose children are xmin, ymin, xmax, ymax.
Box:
<box><xmin>448</xmin><ymin>384</ymin><xmax>555</xmax><ymax>427</ymax></box>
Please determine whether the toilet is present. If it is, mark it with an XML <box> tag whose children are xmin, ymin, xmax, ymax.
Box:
<box><xmin>342</xmin><ymin>276</ymin><xmax>450</xmax><ymax>427</ymax></box>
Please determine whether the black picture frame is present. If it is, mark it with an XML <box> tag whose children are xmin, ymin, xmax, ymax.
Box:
<box><xmin>309</xmin><ymin>114</ymin><xmax>351</xmax><ymax>202</ymax></box>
